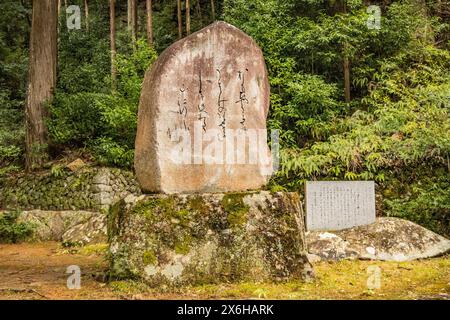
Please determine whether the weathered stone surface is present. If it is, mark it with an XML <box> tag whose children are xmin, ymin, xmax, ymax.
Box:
<box><xmin>108</xmin><ymin>191</ymin><xmax>313</xmax><ymax>286</ymax></box>
<box><xmin>306</xmin><ymin>217</ymin><xmax>450</xmax><ymax>261</ymax></box>
<box><xmin>305</xmin><ymin>181</ymin><xmax>376</xmax><ymax>231</ymax></box>
<box><xmin>16</xmin><ymin>210</ymin><xmax>107</xmax><ymax>245</ymax></box>
<box><xmin>62</xmin><ymin>213</ymin><xmax>107</xmax><ymax>246</ymax></box>
<box><xmin>135</xmin><ymin>21</ymin><xmax>272</xmax><ymax>194</ymax></box>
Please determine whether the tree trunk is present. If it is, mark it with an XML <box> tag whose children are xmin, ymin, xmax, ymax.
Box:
<box><xmin>186</xmin><ymin>0</ymin><xmax>191</xmax><ymax>35</ymax></box>
<box><xmin>342</xmin><ymin>1</ymin><xmax>351</xmax><ymax>103</ymax></box>
<box><xmin>131</xmin><ymin>0</ymin><xmax>138</xmax><ymax>49</ymax></box>
<box><xmin>177</xmin><ymin>0</ymin><xmax>182</xmax><ymax>38</ymax></box>
<box><xmin>196</xmin><ymin>0</ymin><xmax>202</xmax><ymax>24</ymax></box>
<box><xmin>84</xmin><ymin>0</ymin><xmax>89</xmax><ymax>31</ymax></box>
<box><xmin>146</xmin><ymin>0</ymin><xmax>153</xmax><ymax>45</ymax></box>
<box><xmin>25</xmin><ymin>0</ymin><xmax>58</xmax><ymax>171</ymax></box>
<box><xmin>127</xmin><ymin>0</ymin><xmax>132</xmax><ymax>31</ymax></box>
<box><xmin>210</xmin><ymin>0</ymin><xmax>215</xmax><ymax>21</ymax></box>
<box><xmin>110</xmin><ymin>0</ymin><xmax>117</xmax><ymax>91</ymax></box>
<box><xmin>343</xmin><ymin>55</ymin><xmax>351</xmax><ymax>102</ymax></box>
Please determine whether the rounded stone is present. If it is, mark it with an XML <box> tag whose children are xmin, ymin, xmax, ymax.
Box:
<box><xmin>306</xmin><ymin>217</ymin><xmax>450</xmax><ymax>261</ymax></box>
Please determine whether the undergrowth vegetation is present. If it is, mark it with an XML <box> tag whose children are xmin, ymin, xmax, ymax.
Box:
<box><xmin>0</xmin><ymin>211</ymin><xmax>35</xmax><ymax>243</ymax></box>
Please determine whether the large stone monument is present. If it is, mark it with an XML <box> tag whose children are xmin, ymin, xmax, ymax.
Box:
<box><xmin>135</xmin><ymin>21</ymin><xmax>272</xmax><ymax>194</ymax></box>
<box><xmin>109</xmin><ymin>22</ymin><xmax>313</xmax><ymax>286</ymax></box>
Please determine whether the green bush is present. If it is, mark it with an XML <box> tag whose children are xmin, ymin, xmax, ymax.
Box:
<box><xmin>0</xmin><ymin>211</ymin><xmax>36</xmax><ymax>243</ymax></box>
<box><xmin>91</xmin><ymin>137</ymin><xmax>135</xmax><ymax>168</ymax></box>
<box><xmin>47</xmin><ymin>92</ymin><xmax>107</xmax><ymax>146</ymax></box>
<box><xmin>0</xmin><ymin>1</ymin><xmax>29</xmax><ymax>176</ymax></box>
<box><xmin>384</xmin><ymin>171</ymin><xmax>450</xmax><ymax>237</ymax></box>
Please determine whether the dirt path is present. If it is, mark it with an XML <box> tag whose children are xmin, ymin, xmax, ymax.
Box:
<box><xmin>0</xmin><ymin>242</ymin><xmax>449</xmax><ymax>300</ymax></box>
<box><xmin>0</xmin><ymin>242</ymin><xmax>114</xmax><ymax>300</ymax></box>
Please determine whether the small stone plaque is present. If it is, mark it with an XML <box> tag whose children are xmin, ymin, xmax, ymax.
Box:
<box><xmin>305</xmin><ymin>181</ymin><xmax>375</xmax><ymax>231</ymax></box>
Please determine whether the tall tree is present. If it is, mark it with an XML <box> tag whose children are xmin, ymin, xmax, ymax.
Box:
<box><xmin>146</xmin><ymin>0</ymin><xmax>153</xmax><ymax>45</ymax></box>
<box><xmin>110</xmin><ymin>0</ymin><xmax>117</xmax><ymax>91</ymax></box>
<box><xmin>127</xmin><ymin>0</ymin><xmax>132</xmax><ymax>31</ymax></box>
<box><xmin>343</xmin><ymin>52</ymin><xmax>350</xmax><ymax>102</ymax></box>
<box><xmin>84</xmin><ymin>0</ymin><xmax>89</xmax><ymax>31</ymax></box>
<box><xmin>131</xmin><ymin>0</ymin><xmax>138</xmax><ymax>49</ymax></box>
<box><xmin>342</xmin><ymin>0</ymin><xmax>351</xmax><ymax>102</ymax></box>
<box><xmin>196</xmin><ymin>0</ymin><xmax>202</xmax><ymax>24</ymax></box>
<box><xmin>210</xmin><ymin>0</ymin><xmax>215</xmax><ymax>21</ymax></box>
<box><xmin>186</xmin><ymin>0</ymin><xmax>191</xmax><ymax>35</ymax></box>
<box><xmin>177</xmin><ymin>0</ymin><xmax>182</xmax><ymax>38</ymax></box>
<box><xmin>25</xmin><ymin>0</ymin><xmax>58</xmax><ymax>171</ymax></box>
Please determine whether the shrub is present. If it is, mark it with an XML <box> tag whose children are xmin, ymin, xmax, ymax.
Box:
<box><xmin>384</xmin><ymin>172</ymin><xmax>450</xmax><ymax>237</ymax></box>
<box><xmin>0</xmin><ymin>211</ymin><xmax>36</xmax><ymax>243</ymax></box>
<box><xmin>47</xmin><ymin>92</ymin><xmax>107</xmax><ymax>146</ymax></box>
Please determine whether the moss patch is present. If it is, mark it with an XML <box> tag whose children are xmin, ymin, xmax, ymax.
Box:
<box><xmin>174</xmin><ymin>234</ymin><xmax>192</xmax><ymax>255</ymax></box>
<box><xmin>110</xmin><ymin>280</ymin><xmax>150</xmax><ymax>294</ymax></box>
<box><xmin>188</xmin><ymin>196</ymin><xmax>209</xmax><ymax>214</ymax></box>
<box><xmin>131</xmin><ymin>196</ymin><xmax>178</xmax><ymax>220</ymax></box>
<box><xmin>173</xmin><ymin>256</ymin><xmax>450</xmax><ymax>299</ymax></box>
<box><xmin>107</xmin><ymin>199</ymin><xmax>126</xmax><ymax>241</ymax></box>
<box><xmin>221</xmin><ymin>193</ymin><xmax>250</xmax><ymax>227</ymax></box>
<box><xmin>128</xmin><ymin>196</ymin><xmax>198</xmax><ymax>259</ymax></box>
<box><xmin>142</xmin><ymin>250</ymin><xmax>157</xmax><ymax>265</ymax></box>
<box><xmin>76</xmin><ymin>243</ymin><xmax>108</xmax><ymax>256</ymax></box>
<box><xmin>103</xmin><ymin>256</ymin><xmax>450</xmax><ymax>299</ymax></box>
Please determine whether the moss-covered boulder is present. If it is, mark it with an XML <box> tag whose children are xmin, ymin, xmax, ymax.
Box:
<box><xmin>108</xmin><ymin>191</ymin><xmax>314</xmax><ymax>286</ymax></box>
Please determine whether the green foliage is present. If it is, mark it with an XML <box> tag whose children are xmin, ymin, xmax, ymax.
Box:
<box><xmin>91</xmin><ymin>137</ymin><xmax>135</xmax><ymax>168</ymax></box>
<box><xmin>48</xmin><ymin>92</ymin><xmax>106</xmax><ymax>146</ymax></box>
<box><xmin>224</xmin><ymin>0</ymin><xmax>450</xmax><ymax>235</ymax></box>
<box><xmin>0</xmin><ymin>0</ymin><xmax>30</xmax><ymax>175</ymax></box>
<box><xmin>276</xmin><ymin>47</ymin><xmax>450</xmax><ymax>183</ymax></box>
<box><xmin>0</xmin><ymin>211</ymin><xmax>36</xmax><ymax>244</ymax></box>
<box><xmin>57</xmin><ymin>0</ymin><xmax>111</xmax><ymax>92</ymax></box>
<box><xmin>384</xmin><ymin>170</ymin><xmax>450</xmax><ymax>237</ymax></box>
<box><xmin>116</xmin><ymin>38</ymin><xmax>157</xmax><ymax>102</ymax></box>
<box><xmin>49</xmin><ymin>34</ymin><xmax>157</xmax><ymax>167</ymax></box>
<box><xmin>50</xmin><ymin>164</ymin><xmax>65</xmax><ymax>178</ymax></box>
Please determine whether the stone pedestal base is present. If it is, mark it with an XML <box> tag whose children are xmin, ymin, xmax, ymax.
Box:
<box><xmin>108</xmin><ymin>191</ymin><xmax>314</xmax><ymax>286</ymax></box>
